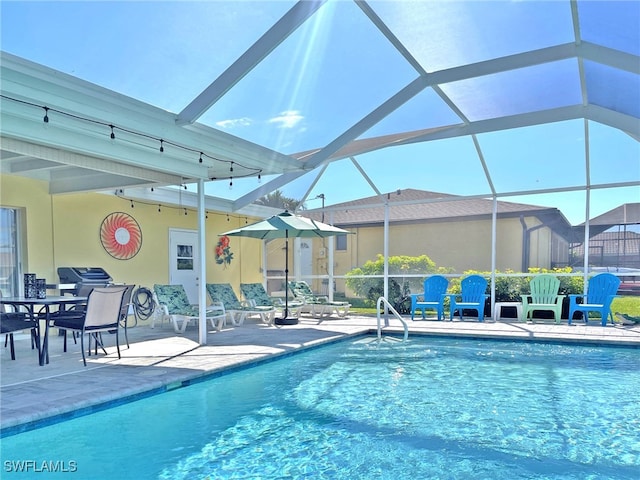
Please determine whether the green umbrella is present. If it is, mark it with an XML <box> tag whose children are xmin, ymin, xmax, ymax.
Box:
<box><xmin>220</xmin><ymin>211</ymin><xmax>352</xmax><ymax>325</ymax></box>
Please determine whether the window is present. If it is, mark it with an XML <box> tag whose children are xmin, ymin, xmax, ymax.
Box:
<box><xmin>0</xmin><ymin>207</ymin><xmax>22</xmax><ymax>296</ymax></box>
<box><xmin>336</xmin><ymin>234</ymin><xmax>347</xmax><ymax>251</ymax></box>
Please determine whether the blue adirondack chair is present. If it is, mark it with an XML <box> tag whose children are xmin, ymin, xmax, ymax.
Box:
<box><xmin>568</xmin><ymin>273</ymin><xmax>621</xmax><ymax>326</ymax></box>
<box><xmin>410</xmin><ymin>275</ymin><xmax>449</xmax><ymax>320</ymax></box>
<box><xmin>446</xmin><ymin>275</ymin><xmax>489</xmax><ymax>322</ymax></box>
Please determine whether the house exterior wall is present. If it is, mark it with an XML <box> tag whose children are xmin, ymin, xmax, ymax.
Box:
<box><xmin>331</xmin><ymin>217</ymin><xmax>532</xmax><ymax>275</ymax></box>
<box><xmin>0</xmin><ymin>175</ymin><xmax>263</xmax><ymax>298</ymax></box>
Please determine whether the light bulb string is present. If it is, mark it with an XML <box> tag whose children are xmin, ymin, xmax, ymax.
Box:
<box><xmin>1</xmin><ymin>94</ymin><xmax>263</xmax><ymax>179</ymax></box>
<box><xmin>115</xmin><ymin>191</ymin><xmax>248</xmax><ymax>222</ymax></box>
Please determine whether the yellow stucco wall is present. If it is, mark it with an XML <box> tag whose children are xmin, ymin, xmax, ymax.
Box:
<box><xmin>316</xmin><ymin>216</ymin><xmax>553</xmax><ymax>276</ymax></box>
<box><xmin>0</xmin><ymin>175</ymin><xmax>263</xmax><ymax>295</ymax></box>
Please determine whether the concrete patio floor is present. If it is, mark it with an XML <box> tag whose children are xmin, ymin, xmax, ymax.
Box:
<box><xmin>2</xmin><ymin>313</ymin><xmax>640</xmax><ymax>434</ymax></box>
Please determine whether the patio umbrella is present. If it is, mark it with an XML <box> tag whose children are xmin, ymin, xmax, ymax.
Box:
<box><xmin>220</xmin><ymin>211</ymin><xmax>351</xmax><ymax>325</ymax></box>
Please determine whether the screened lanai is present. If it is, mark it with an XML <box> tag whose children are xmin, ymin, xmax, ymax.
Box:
<box><xmin>1</xmin><ymin>1</ymin><xmax>639</xmax><ymax>341</ymax></box>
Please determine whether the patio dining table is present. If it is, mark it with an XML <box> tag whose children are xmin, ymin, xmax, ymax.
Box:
<box><xmin>1</xmin><ymin>296</ymin><xmax>87</xmax><ymax>366</ymax></box>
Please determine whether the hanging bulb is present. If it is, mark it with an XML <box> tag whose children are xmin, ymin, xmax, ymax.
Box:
<box><xmin>258</xmin><ymin>173</ymin><xmax>261</xmax><ymax>183</ymax></box>
<box><xmin>205</xmin><ymin>211</ymin><xmax>209</xmax><ymax>219</ymax></box>
<box><xmin>184</xmin><ymin>208</ymin><xmax>188</xmax><ymax>216</ymax></box>
<box><xmin>226</xmin><ymin>214</ymin><xmax>230</xmax><ymax>222</ymax></box>
<box><xmin>199</xmin><ymin>152</ymin><xmax>203</xmax><ymax>163</ymax></box>
<box><xmin>230</xmin><ymin>162</ymin><xmax>234</xmax><ymax>173</ymax></box>
<box><xmin>159</xmin><ymin>139</ymin><xmax>164</xmax><ymax>152</ymax></box>
<box><xmin>130</xmin><ymin>200</ymin><xmax>134</xmax><ymax>208</ymax></box>
<box><xmin>183</xmin><ymin>184</ymin><xmax>187</xmax><ymax>190</ymax></box>
<box><xmin>109</xmin><ymin>124</ymin><xmax>116</xmax><ymax>141</ymax></box>
<box><xmin>158</xmin><ymin>204</ymin><xmax>162</xmax><ymax>213</ymax></box>
<box><xmin>150</xmin><ymin>187</ymin><xmax>154</xmax><ymax>192</ymax></box>
<box><xmin>42</xmin><ymin>107</ymin><xmax>49</xmax><ymax>129</ymax></box>
<box><xmin>229</xmin><ymin>177</ymin><xmax>233</xmax><ymax>190</ymax></box>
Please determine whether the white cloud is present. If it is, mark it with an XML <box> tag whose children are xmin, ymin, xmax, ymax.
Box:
<box><xmin>215</xmin><ymin>117</ymin><xmax>253</xmax><ymax>129</ymax></box>
<box><xmin>269</xmin><ymin>110</ymin><xmax>304</xmax><ymax>129</ymax></box>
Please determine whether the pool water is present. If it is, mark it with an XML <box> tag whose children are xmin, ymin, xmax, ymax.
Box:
<box><xmin>1</xmin><ymin>337</ymin><xmax>639</xmax><ymax>479</ymax></box>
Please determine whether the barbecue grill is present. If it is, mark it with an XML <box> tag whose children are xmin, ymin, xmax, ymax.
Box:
<box><xmin>57</xmin><ymin>267</ymin><xmax>113</xmax><ymax>296</ymax></box>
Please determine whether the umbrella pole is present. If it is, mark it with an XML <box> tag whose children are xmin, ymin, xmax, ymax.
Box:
<box><xmin>275</xmin><ymin>229</ymin><xmax>298</xmax><ymax>325</ymax></box>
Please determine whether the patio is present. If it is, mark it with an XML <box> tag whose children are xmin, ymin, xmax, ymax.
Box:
<box><xmin>2</xmin><ymin>315</ymin><xmax>640</xmax><ymax>434</ymax></box>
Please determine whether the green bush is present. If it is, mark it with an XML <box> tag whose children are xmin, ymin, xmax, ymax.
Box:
<box><xmin>346</xmin><ymin>254</ymin><xmax>451</xmax><ymax>307</ymax></box>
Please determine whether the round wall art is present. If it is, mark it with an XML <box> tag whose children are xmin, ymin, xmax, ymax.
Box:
<box><xmin>100</xmin><ymin>212</ymin><xmax>142</xmax><ymax>260</ymax></box>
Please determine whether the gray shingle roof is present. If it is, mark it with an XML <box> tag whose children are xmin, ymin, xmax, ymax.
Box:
<box><xmin>306</xmin><ymin>189</ymin><xmax>562</xmax><ymax>227</ymax></box>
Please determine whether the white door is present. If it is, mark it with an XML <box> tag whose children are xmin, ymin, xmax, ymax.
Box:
<box><xmin>169</xmin><ymin>229</ymin><xmax>199</xmax><ymax>303</ymax></box>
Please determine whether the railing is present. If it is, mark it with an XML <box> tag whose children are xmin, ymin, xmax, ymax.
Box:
<box><xmin>376</xmin><ymin>296</ymin><xmax>408</xmax><ymax>343</ymax></box>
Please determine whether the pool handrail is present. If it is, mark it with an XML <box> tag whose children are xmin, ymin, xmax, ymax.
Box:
<box><xmin>376</xmin><ymin>296</ymin><xmax>408</xmax><ymax>342</ymax></box>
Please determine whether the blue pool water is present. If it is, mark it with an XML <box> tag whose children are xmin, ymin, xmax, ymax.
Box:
<box><xmin>1</xmin><ymin>336</ymin><xmax>639</xmax><ymax>479</ymax></box>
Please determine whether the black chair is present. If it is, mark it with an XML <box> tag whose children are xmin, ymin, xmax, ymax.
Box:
<box><xmin>53</xmin><ymin>286</ymin><xmax>127</xmax><ymax>366</ymax></box>
<box><xmin>1</xmin><ymin>312</ymin><xmax>39</xmax><ymax>360</ymax></box>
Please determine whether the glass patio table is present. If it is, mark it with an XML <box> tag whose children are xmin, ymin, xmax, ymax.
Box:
<box><xmin>0</xmin><ymin>296</ymin><xmax>87</xmax><ymax>366</ymax></box>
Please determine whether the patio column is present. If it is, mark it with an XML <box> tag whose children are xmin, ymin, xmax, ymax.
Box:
<box><xmin>197</xmin><ymin>179</ymin><xmax>207</xmax><ymax>345</ymax></box>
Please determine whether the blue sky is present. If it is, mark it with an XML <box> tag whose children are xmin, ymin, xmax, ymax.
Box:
<box><xmin>1</xmin><ymin>0</ymin><xmax>638</xmax><ymax>225</ymax></box>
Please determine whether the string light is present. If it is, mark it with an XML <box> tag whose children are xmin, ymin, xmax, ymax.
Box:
<box><xmin>229</xmin><ymin>177</ymin><xmax>233</xmax><ymax>189</ymax></box>
<box><xmin>117</xmin><ymin>193</ymin><xmax>249</xmax><ymax>224</ymax></box>
<box><xmin>2</xmin><ymin>94</ymin><xmax>263</xmax><ymax>183</ymax></box>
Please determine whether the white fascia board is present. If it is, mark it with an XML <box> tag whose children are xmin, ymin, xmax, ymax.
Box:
<box><xmin>1</xmin><ymin>137</ymin><xmax>181</xmax><ymax>185</ymax></box>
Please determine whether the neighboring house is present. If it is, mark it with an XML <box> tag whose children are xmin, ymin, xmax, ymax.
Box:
<box><xmin>569</xmin><ymin>203</ymin><xmax>640</xmax><ymax>269</ymax></box>
<box><xmin>293</xmin><ymin>189</ymin><xmax>573</xmax><ymax>294</ymax></box>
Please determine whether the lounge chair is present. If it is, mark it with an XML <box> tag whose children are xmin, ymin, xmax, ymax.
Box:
<box><xmin>240</xmin><ymin>283</ymin><xmax>302</xmax><ymax>323</ymax></box>
<box><xmin>288</xmin><ymin>281</ymin><xmax>351</xmax><ymax>318</ymax></box>
<box><xmin>410</xmin><ymin>275</ymin><xmax>448</xmax><ymax>320</ymax></box>
<box><xmin>52</xmin><ymin>286</ymin><xmax>126</xmax><ymax>366</ymax></box>
<box><xmin>206</xmin><ymin>283</ymin><xmax>275</xmax><ymax>326</ymax></box>
<box><xmin>520</xmin><ymin>274</ymin><xmax>564</xmax><ymax>323</ymax></box>
<box><xmin>153</xmin><ymin>284</ymin><xmax>226</xmax><ymax>333</ymax></box>
<box><xmin>445</xmin><ymin>275</ymin><xmax>489</xmax><ymax>322</ymax></box>
<box><xmin>568</xmin><ymin>273</ymin><xmax>621</xmax><ymax>326</ymax></box>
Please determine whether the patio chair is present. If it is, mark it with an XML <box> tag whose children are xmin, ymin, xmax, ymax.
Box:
<box><xmin>520</xmin><ymin>274</ymin><xmax>564</xmax><ymax>323</ymax></box>
<box><xmin>52</xmin><ymin>286</ymin><xmax>126</xmax><ymax>366</ymax></box>
<box><xmin>410</xmin><ymin>275</ymin><xmax>449</xmax><ymax>320</ymax></box>
<box><xmin>153</xmin><ymin>284</ymin><xmax>226</xmax><ymax>333</ymax></box>
<box><xmin>568</xmin><ymin>273</ymin><xmax>621</xmax><ymax>326</ymax></box>
<box><xmin>1</xmin><ymin>311</ymin><xmax>39</xmax><ymax>361</ymax></box>
<box><xmin>288</xmin><ymin>281</ymin><xmax>351</xmax><ymax>318</ymax></box>
<box><xmin>445</xmin><ymin>275</ymin><xmax>489</xmax><ymax>322</ymax></box>
<box><xmin>111</xmin><ymin>284</ymin><xmax>135</xmax><ymax>348</ymax></box>
<box><xmin>240</xmin><ymin>283</ymin><xmax>302</xmax><ymax>323</ymax></box>
<box><xmin>206</xmin><ymin>283</ymin><xmax>275</xmax><ymax>326</ymax></box>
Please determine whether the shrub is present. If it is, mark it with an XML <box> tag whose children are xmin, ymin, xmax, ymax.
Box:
<box><xmin>346</xmin><ymin>254</ymin><xmax>451</xmax><ymax>307</ymax></box>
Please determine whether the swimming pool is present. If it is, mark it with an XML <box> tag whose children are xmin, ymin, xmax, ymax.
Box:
<box><xmin>1</xmin><ymin>336</ymin><xmax>639</xmax><ymax>479</ymax></box>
